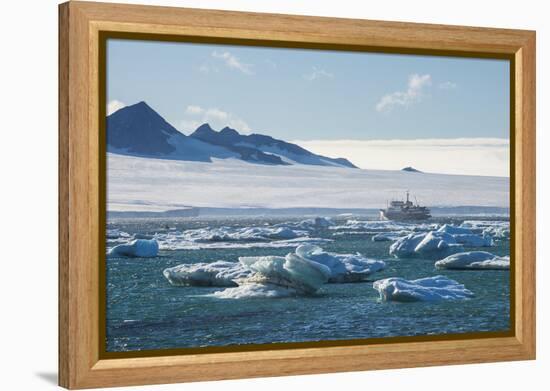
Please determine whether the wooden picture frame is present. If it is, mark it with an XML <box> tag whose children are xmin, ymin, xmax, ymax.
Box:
<box><xmin>59</xmin><ymin>1</ymin><xmax>536</xmax><ymax>389</ymax></box>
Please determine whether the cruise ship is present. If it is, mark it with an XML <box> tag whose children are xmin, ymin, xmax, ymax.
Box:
<box><xmin>379</xmin><ymin>191</ymin><xmax>431</xmax><ymax>221</ymax></box>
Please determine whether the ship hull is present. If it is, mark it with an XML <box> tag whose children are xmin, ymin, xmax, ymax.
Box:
<box><xmin>379</xmin><ymin>210</ymin><xmax>431</xmax><ymax>221</ymax></box>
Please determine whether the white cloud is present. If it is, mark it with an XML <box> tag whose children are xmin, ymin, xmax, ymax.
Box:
<box><xmin>375</xmin><ymin>74</ymin><xmax>431</xmax><ymax>112</ymax></box>
<box><xmin>180</xmin><ymin>105</ymin><xmax>251</xmax><ymax>134</ymax></box>
<box><xmin>107</xmin><ymin>100</ymin><xmax>126</xmax><ymax>115</ymax></box>
<box><xmin>293</xmin><ymin>138</ymin><xmax>509</xmax><ymax>177</ymax></box>
<box><xmin>211</xmin><ymin>51</ymin><xmax>253</xmax><ymax>74</ymax></box>
<box><xmin>185</xmin><ymin>105</ymin><xmax>204</xmax><ymax>115</ymax></box>
<box><xmin>304</xmin><ymin>67</ymin><xmax>334</xmax><ymax>81</ymax></box>
<box><xmin>198</xmin><ymin>64</ymin><xmax>219</xmax><ymax>74</ymax></box>
<box><xmin>439</xmin><ymin>81</ymin><xmax>458</xmax><ymax>89</ymax></box>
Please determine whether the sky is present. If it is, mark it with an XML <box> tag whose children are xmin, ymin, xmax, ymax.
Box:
<box><xmin>107</xmin><ymin>39</ymin><xmax>510</xmax><ymax>177</ymax></box>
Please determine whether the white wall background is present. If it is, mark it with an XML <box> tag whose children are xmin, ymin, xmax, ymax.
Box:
<box><xmin>0</xmin><ymin>0</ymin><xmax>546</xmax><ymax>389</ymax></box>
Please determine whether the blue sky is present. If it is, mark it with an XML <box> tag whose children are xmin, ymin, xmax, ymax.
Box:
<box><xmin>107</xmin><ymin>39</ymin><xmax>510</xmax><ymax>176</ymax></box>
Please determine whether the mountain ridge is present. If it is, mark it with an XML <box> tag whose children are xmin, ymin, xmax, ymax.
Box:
<box><xmin>107</xmin><ymin>101</ymin><xmax>357</xmax><ymax>168</ymax></box>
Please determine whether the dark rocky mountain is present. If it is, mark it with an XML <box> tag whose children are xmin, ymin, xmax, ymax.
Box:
<box><xmin>106</xmin><ymin>102</ymin><xmax>236</xmax><ymax>161</ymax></box>
<box><xmin>401</xmin><ymin>166</ymin><xmax>422</xmax><ymax>173</ymax></box>
<box><xmin>107</xmin><ymin>101</ymin><xmax>357</xmax><ymax>168</ymax></box>
<box><xmin>191</xmin><ymin>124</ymin><xmax>358</xmax><ymax>168</ymax></box>
<box><xmin>191</xmin><ymin>124</ymin><xmax>288</xmax><ymax>165</ymax></box>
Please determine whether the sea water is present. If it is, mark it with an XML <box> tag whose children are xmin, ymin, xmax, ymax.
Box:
<box><xmin>105</xmin><ymin>216</ymin><xmax>510</xmax><ymax>352</ymax></box>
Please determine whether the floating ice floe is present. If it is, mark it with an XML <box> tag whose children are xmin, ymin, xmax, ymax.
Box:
<box><xmin>107</xmin><ymin>239</ymin><xmax>159</xmax><ymax>258</ymax></box>
<box><xmin>146</xmin><ymin>223</ymin><xmax>332</xmax><ymax>251</ymax></box>
<box><xmin>330</xmin><ymin>219</ymin><xmax>437</xmax><ymax>234</ymax></box>
<box><xmin>163</xmin><ymin>261</ymin><xmax>250</xmax><ymax>287</ymax></box>
<box><xmin>389</xmin><ymin>231</ymin><xmax>464</xmax><ymax>259</ymax></box>
<box><xmin>106</xmin><ymin>228</ymin><xmax>131</xmax><ymax>239</ymax></box>
<box><xmin>274</xmin><ymin>216</ymin><xmax>334</xmax><ymax>230</ymax></box>
<box><xmin>435</xmin><ymin>251</ymin><xmax>510</xmax><ymax>270</ymax></box>
<box><xmin>460</xmin><ymin>220</ymin><xmax>510</xmax><ymax>239</ymax></box>
<box><xmin>181</xmin><ymin>226</ymin><xmax>305</xmax><ymax>242</ymax></box>
<box><xmin>211</xmin><ymin>283</ymin><xmax>298</xmax><ymax>299</ymax></box>
<box><xmin>437</xmin><ymin>224</ymin><xmax>493</xmax><ymax>247</ymax></box>
<box><xmin>213</xmin><ymin>253</ymin><xmax>331</xmax><ymax>298</ymax></box>
<box><xmin>373</xmin><ymin>275</ymin><xmax>474</xmax><ymax>302</ymax></box>
<box><xmin>298</xmin><ymin>216</ymin><xmax>334</xmax><ymax>229</ymax></box>
<box><xmin>164</xmin><ymin>245</ymin><xmax>385</xmax><ymax>289</ymax></box>
<box><xmin>295</xmin><ymin>245</ymin><xmax>385</xmax><ymax>282</ymax></box>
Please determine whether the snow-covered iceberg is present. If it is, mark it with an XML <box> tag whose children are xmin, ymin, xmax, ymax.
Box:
<box><xmin>435</xmin><ymin>251</ymin><xmax>510</xmax><ymax>270</ymax></box>
<box><xmin>389</xmin><ymin>231</ymin><xmax>464</xmax><ymax>259</ymax></box>
<box><xmin>164</xmin><ymin>245</ymin><xmax>385</xmax><ymax>289</ymax></box>
<box><xmin>163</xmin><ymin>261</ymin><xmax>250</xmax><ymax>287</ymax></box>
<box><xmin>452</xmin><ymin>234</ymin><xmax>493</xmax><ymax>247</ymax></box>
<box><xmin>295</xmin><ymin>245</ymin><xmax>385</xmax><ymax>282</ymax></box>
<box><xmin>437</xmin><ymin>224</ymin><xmax>474</xmax><ymax>235</ymax></box>
<box><xmin>213</xmin><ymin>253</ymin><xmax>331</xmax><ymax>298</ymax></box>
<box><xmin>107</xmin><ymin>239</ymin><xmax>159</xmax><ymax>258</ymax></box>
<box><xmin>460</xmin><ymin>220</ymin><xmax>510</xmax><ymax>239</ymax></box>
<box><xmin>373</xmin><ymin>275</ymin><xmax>474</xmax><ymax>302</ymax></box>
<box><xmin>437</xmin><ymin>224</ymin><xmax>493</xmax><ymax>247</ymax></box>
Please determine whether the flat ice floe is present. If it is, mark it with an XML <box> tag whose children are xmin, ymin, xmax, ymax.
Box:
<box><xmin>295</xmin><ymin>245</ymin><xmax>385</xmax><ymax>282</ymax></box>
<box><xmin>163</xmin><ymin>261</ymin><xmax>250</xmax><ymax>287</ymax></box>
<box><xmin>116</xmin><ymin>225</ymin><xmax>332</xmax><ymax>251</ymax></box>
<box><xmin>373</xmin><ymin>275</ymin><xmax>474</xmax><ymax>302</ymax></box>
<box><xmin>435</xmin><ymin>251</ymin><xmax>510</xmax><ymax>270</ymax></box>
<box><xmin>389</xmin><ymin>231</ymin><xmax>464</xmax><ymax>259</ymax></box>
<box><xmin>276</xmin><ymin>217</ymin><xmax>334</xmax><ymax>230</ymax></box>
<box><xmin>107</xmin><ymin>239</ymin><xmax>159</xmax><ymax>258</ymax></box>
<box><xmin>211</xmin><ymin>283</ymin><xmax>299</xmax><ymax>299</ymax></box>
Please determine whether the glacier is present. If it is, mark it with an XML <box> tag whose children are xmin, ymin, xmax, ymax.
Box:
<box><xmin>435</xmin><ymin>251</ymin><xmax>510</xmax><ymax>270</ymax></box>
<box><xmin>373</xmin><ymin>275</ymin><xmax>474</xmax><ymax>302</ymax></box>
<box><xmin>107</xmin><ymin>153</ymin><xmax>509</xmax><ymax>212</ymax></box>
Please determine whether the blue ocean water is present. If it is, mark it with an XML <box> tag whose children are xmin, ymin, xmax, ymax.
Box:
<box><xmin>105</xmin><ymin>217</ymin><xmax>510</xmax><ymax>352</ymax></box>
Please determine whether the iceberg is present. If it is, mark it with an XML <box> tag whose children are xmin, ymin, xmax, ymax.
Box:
<box><xmin>211</xmin><ymin>250</ymin><xmax>332</xmax><ymax>299</ymax></box>
<box><xmin>460</xmin><ymin>220</ymin><xmax>510</xmax><ymax>239</ymax></box>
<box><xmin>435</xmin><ymin>251</ymin><xmax>510</xmax><ymax>270</ymax></box>
<box><xmin>274</xmin><ymin>216</ymin><xmax>334</xmax><ymax>230</ymax></box>
<box><xmin>163</xmin><ymin>261</ymin><xmax>250</xmax><ymax>287</ymax></box>
<box><xmin>452</xmin><ymin>233</ymin><xmax>493</xmax><ymax>247</ymax></box>
<box><xmin>437</xmin><ymin>224</ymin><xmax>493</xmax><ymax>247</ymax></box>
<box><xmin>437</xmin><ymin>224</ymin><xmax>474</xmax><ymax>235</ymax></box>
<box><xmin>107</xmin><ymin>239</ymin><xmax>159</xmax><ymax>258</ymax></box>
<box><xmin>373</xmin><ymin>275</ymin><xmax>474</xmax><ymax>302</ymax></box>
<box><xmin>389</xmin><ymin>231</ymin><xmax>464</xmax><ymax>259</ymax></box>
<box><xmin>239</xmin><ymin>253</ymin><xmax>331</xmax><ymax>294</ymax></box>
<box><xmin>164</xmin><ymin>245</ymin><xmax>385</xmax><ymax>290</ymax></box>
<box><xmin>292</xmin><ymin>216</ymin><xmax>334</xmax><ymax>229</ymax></box>
<box><xmin>295</xmin><ymin>244</ymin><xmax>385</xmax><ymax>282</ymax></box>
